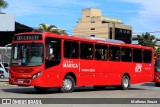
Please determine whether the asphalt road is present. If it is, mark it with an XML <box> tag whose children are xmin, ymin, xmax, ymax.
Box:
<box><xmin>0</xmin><ymin>82</ymin><xmax>160</xmax><ymax>107</ymax></box>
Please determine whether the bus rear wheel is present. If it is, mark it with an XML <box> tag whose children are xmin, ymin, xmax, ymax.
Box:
<box><xmin>93</xmin><ymin>86</ymin><xmax>106</xmax><ymax>90</ymax></box>
<box><xmin>34</xmin><ymin>86</ymin><xmax>49</xmax><ymax>92</ymax></box>
<box><xmin>59</xmin><ymin>75</ymin><xmax>75</xmax><ymax>93</ymax></box>
<box><xmin>116</xmin><ymin>75</ymin><xmax>130</xmax><ymax>90</ymax></box>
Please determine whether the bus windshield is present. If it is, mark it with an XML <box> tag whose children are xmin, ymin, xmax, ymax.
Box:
<box><xmin>11</xmin><ymin>43</ymin><xmax>43</xmax><ymax>66</ymax></box>
<box><xmin>155</xmin><ymin>60</ymin><xmax>160</xmax><ymax>72</ymax></box>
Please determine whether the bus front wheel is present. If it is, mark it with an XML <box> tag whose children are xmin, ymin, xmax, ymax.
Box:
<box><xmin>59</xmin><ymin>75</ymin><xmax>75</xmax><ymax>93</ymax></box>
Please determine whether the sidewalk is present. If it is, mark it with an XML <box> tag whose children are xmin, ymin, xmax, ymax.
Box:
<box><xmin>0</xmin><ymin>78</ymin><xmax>9</xmax><ymax>86</ymax></box>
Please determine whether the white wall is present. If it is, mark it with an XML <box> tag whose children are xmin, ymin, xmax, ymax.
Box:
<box><xmin>0</xmin><ymin>14</ymin><xmax>15</xmax><ymax>31</ymax></box>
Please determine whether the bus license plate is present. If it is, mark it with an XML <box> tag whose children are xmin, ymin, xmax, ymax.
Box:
<box><xmin>18</xmin><ymin>80</ymin><xmax>23</xmax><ymax>84</ymax></box>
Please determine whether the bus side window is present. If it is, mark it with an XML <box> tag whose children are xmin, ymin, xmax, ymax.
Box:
<box><xmin>46</xmin><ymin>44</ymin><xmax>54</xmax><ymax>60</ymax></box>
<box><xmin>133</xmin><ymin>49</ymin><xmax>142</xmax><ymax>63</ymax></box>
<box><xmin>95</xmin><ymin>44</ymin><xmax>108</xmax><ymax>60</ymax></box>
<box><xmin>80</xmin><ymin>43</ymin><xmax>94</xmax><ymax>60</ymax></box>
<box><xmin>109</xmin><ymin>46</ymin><xmax>120</xmax><ymax>61</ymax></box>
<box><xmin>121</xmin><ymin>47</ymin><xmax>132</xmax><ymax>62</ymax></box>
<box><xmin>143</xmin><ymin>50</ymin><xmax>152</xmax><ymax>63</ymax></box>
<box><xmin>45</xmin><ymin>37</ymin><xmax>61</xmax><ymax>69</ymax></box>
<box><xmin>64</xmin><ymin>41</ymin><xmax>79</xmax><ymax>59</ymax></box>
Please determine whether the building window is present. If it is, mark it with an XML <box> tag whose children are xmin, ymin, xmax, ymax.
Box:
<box><xmin>110</xmin><ymin>28</ymin><xmax>112</xmax><ymax>39</ymax></box>
<box><xmin>91</xmin><ymin>28</ymin><xmax>95</xmax><ymax>30</ymax></box>
<box><xmin>91</xmin><ymin>35</ymin><xmax>95</xmax><ymax>37</ymax></box>
<box><xmin>115</xmin><ymin>28</ymin><xmax>132</xmax><ymax>44</ymax></box>
<box><xmin>116</xmin><ymin>28</ymin><xmax>119</xmax><ymax>33</ymax></box>
<box><xmin>91</xmin><ymin>21</ymin><xmax>95</xmax><ymax>23</ymax></box>
<box><xmin>127</xmin><ymin>30</ymin><xmax>131</xmax><ymax>34</ymax></box>
<box><xmin>119</xmin><ymin>29</ymin><xmax>122</xmax><ymax>33</ymax></box>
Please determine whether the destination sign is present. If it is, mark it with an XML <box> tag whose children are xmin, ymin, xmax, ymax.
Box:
<box><xmin>14</xmin><ymin>34</ymin><xmax>42</xmax><ymax>40</ymax></box>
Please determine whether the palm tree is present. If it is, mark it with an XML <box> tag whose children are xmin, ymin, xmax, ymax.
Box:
<box><xmin>58</xmin><ymin>30</ymin><xmax>68</xmax><ymax>35</ymax></box>
<box><xmin>33</xmin><ymin>23</ymin><xmax>68</xmax><ymax>35</ymax></box>
<box><xmin>39</xmin><ymin>23</ymin><xmax>57</xmax><ymax>32</ymax></box>
<box><xmin>0</xmin><ymin>0</ymin><xmax>8</xmax><ymax>13</ymax></box>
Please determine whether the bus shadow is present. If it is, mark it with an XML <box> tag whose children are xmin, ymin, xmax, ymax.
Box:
<box><xmin>2</xmin><ymin>86</ymin><xmax>146</xmax><ymax>94</ymax></box>
<box><xmin>73</xmin><ymin>86</ymin><xmax>117</xmax><ymax>92</ymax></box>
<box><xmin>129</xmin><ymin>88</ymin><xmax>147</xmax><ymax>90</ymax></box>
<box><xmin>140</xmin><ymin>82</ymin><xmax>155</xmax><ymax>87</ymax></box>
<box><xmin>73</xmin><ymin>87</ymin><xmax>146</xmax><ymax>92</ymax></box>
<box><xmin>2</xmin><ymin>87</ymin><xmax>61</xmax><ymax>94</ymax></box>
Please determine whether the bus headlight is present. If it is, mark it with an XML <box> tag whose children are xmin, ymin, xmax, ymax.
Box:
<box><xmin>32</xmin><ymin>71</ymin><xmax>42</xmax><ymax>79</ymax></box>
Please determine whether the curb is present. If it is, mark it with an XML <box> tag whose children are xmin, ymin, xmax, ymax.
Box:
<box><xmin>0</xmin><ymin>81</ymin><xmax>9</xmax><ymax>86</ymax></box>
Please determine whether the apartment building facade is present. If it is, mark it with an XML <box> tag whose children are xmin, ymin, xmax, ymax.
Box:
<box><xmin>73</xmin><ymin>8</ymin><xmax>132</xmax><ymax>44</ymax></box>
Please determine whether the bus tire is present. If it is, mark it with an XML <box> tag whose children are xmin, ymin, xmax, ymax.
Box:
<box><xmin>155</xmin><ymin>83</ymin><xmax>160</xmax><ymax>87</ymax></box>
<box><xmin>34</xmin><ymin>86</ymin><xmax>49</xmax><ymax>92</ymax></box>
<box><xmin>121</xmin><ymin>75</ymin><xmax>130</xmax><ymax>90</ymax></box>
<box><xmin>0</xmin><ymin>75</ymin><xmax>5</xmax><ymax>79</ymax></box>
<box><xmin>93</xmin><ymin>86</ymin><xmax>106</xmax><ymax>90</ymax></box>
<box><xmin>59</xmin><ymin>75</ymin><xmax>75</xmax><ymax>93</ymax></box>
<box><xmin>116</xmin><ymin>75</ymin><xmax>130</xmax><ymax>90</ymax></box>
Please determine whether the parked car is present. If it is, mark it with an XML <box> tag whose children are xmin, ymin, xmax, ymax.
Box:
<box><xmin>0</xmin><ymin>71</ymin><xmax>4</xmax><ymax>79</ymax></box>
<box><xmin>0</xmin><ymin>62</ymin><xmax>9</xmax><ymax>79</ymax></box>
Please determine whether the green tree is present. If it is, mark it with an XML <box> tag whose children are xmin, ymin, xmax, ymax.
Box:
<box><xmin>33</xmin><ymin>23</ymin><xmax>68</xmax><ymax>35</ymax></box>
<box><xmin>0</xmin><ymin>0</ymin><xmax>8</xmax><ymax>13</ymax></box>
<box><xmin>138</xmin><ymin>32</ymin><xmax>157</xmax><ymax>55</ymax></box>
<box><xmin>137</xmin><ymin>32</ymin><xmax>156</xmax><ymax>48</ymax></box>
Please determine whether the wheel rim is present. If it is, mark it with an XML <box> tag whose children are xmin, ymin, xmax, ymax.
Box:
<box><xmin>123</xmin><ymin>77</ymin><xmax>129</xmax><ymax>88</ymax></box>
<box><xmin>62</xmin><ymin>79</ymin><xmax>72</xmax><ymax>91</ymax></box>
<box><xmin>0</xmin><ymin>75</ymin><xmax>4</xmax><ymax>79</ymax></box>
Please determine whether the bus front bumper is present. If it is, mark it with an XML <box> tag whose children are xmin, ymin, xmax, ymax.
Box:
<box><xmin>9</xmin><ymin>77</ymin><xmax>44</xmax><ymax>87</ymax></box>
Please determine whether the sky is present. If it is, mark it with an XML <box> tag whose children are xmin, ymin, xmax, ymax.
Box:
<box><xmin>2</xmin><ymin>0</ymin><xmax>160</xmax><ymax>36</ymax></box>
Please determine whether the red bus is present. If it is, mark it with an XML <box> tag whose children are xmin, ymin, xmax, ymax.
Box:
<box><xmin>154</xmin><ymin>54</ymin><xmax>160</xmax><ymax>86</ymax></box>
<box><xmin>9</xmin><ymin>32</ymin><xmax>154</xmax><ymax>93</ymax></box>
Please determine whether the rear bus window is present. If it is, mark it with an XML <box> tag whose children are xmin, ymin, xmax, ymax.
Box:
<box><xmin>143</xmin><ymin>50</ymin><xmax>152</xmax><ymax>63</ymax></box>
<box><xmin>133</xmin><ymin>49</ymin><xmax>142</xmax><ymax>62</ymax></box>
